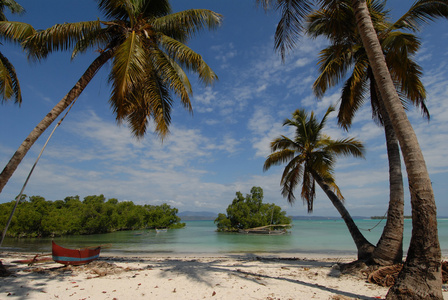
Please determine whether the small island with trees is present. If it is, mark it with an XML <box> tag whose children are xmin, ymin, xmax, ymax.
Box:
<box><xmin>214</xmin><ymin>187</ymin><xmax>292</xmax><ymax>234</ymax></box>
<box><xmin>0</xmin><ymin>194</ymin><xmax>185</xmax><ymax>238</ymax></box>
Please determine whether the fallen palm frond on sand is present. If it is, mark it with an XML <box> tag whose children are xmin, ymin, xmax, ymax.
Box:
<box><xmin>368</xmin><ymin>264</ymin><xmax>403</xmax><ymax>287</ymax></box>
<box><xmin>367</xmin><ymin>261</ymin><xmax>448</xmax><ymax>287</ymax></box>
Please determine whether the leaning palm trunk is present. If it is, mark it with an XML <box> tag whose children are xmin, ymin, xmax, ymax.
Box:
<box><xmin>313</xmin><ymin>172</ymin><xmax>375</xmax><ymax>260</ymax></box>
<box><xmin>352</xmin><ymin>0</ymin><xmax>442</xmax><ymax>298</ymax></box>
<box><xmin>0</xmin><ymin>50</ymin><xmax>114</xmax><ymax>195</ymax></box>
<box><xmin>371</xmin><ymin>92</ymin><xmax>404</xmax><ymax>266</ymax></box>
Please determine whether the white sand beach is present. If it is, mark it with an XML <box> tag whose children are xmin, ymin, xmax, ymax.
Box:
<box><xmin>3</xmin><ymin>252</ymin><xmax>437</xmax><ymax>300</ymax></box>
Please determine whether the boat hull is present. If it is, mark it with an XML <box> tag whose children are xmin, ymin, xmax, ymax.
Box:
<box><xmin>52</xmin><ymin>241</ymin><xmax>101</xmax><ymax>265</ymax></box>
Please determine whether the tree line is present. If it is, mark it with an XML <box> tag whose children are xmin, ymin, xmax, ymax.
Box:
<box><xmin>0</xmin><ymin>194</ymin><xmax>185</xmax><ymax>238</ymax></box>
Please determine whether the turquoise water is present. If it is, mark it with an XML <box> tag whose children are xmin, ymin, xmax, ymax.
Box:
<box><xmin>2</xmin><ymin>219</ymin><xmax>448</xmax><ymax>256</ymax></box>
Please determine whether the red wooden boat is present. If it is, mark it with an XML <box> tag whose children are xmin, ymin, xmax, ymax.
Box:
<box><xmin>52</xmin><ymin>241</ymin><xmax>101</xmax><ymax>265</ymax></box>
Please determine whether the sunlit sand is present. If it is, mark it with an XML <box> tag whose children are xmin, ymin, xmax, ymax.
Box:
<box><xmin>0</xmin><ymin>252</ymin><xmax>395</xmax><ymax>300</ymax></box>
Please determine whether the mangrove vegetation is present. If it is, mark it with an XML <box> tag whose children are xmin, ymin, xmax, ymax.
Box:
<box><xmin>0</xmin><ymin>194</ymin><xmax>185</xmax><ymax>238</ymax></box>
<box><xmin>214</xmin><ymin>187</ymin><xmax>291</xmax><ymax>232</ymax></box>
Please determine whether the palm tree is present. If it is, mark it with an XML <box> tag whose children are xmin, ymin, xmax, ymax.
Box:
<box><xmin>256</xmin><ymin>0</ymin><xmax>446</xmax><ymax>297</ymax></box>
<box><xmin>0</xmin><ymin>0</ymin><xmax>24</xmax><ymax>104</ymax></box>
<box><xmin>264</xmin><ymin>106</ymin><xmax>375</xmax><ymax>259</ymax></box>
<box><xmin>307</xmin><ymin>0</ymin><xmax>432</xmax><ymax>266</ymax></box>
<box><xmin>0</xmin><ymin>0</ymin><xmax>222</xmax><ymax>194</ymax></box>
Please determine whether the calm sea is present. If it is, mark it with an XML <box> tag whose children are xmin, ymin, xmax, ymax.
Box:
<box><xmin>2</xmin><ymin>219</ymin><xmax>448</xmax><ymax>256</ymax></box>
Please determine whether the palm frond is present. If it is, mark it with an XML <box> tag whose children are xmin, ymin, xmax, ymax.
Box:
<box><xmin>381</xmin><ymin>31</ymin><xmax>429</xmax><ymax>119</ymax></box>
<box><xmin>263</xmin><ymin>148</ymin><xmax>297</xmax><ymax>171</ymax></box>
<box><xmin>274</xmin><ymin>0</ymin><xmax>313</xmax><ymax>60</ymax></box>
<box><xmin>319</xmin><ymin>170</ymin><xmax>344</xmax><ymax>200</ymax></box>
<box><xmin>149</xmin><ymin>46</ymin><xmax>192</xmax><ymax>111</ymax></box>
<box><xmin>24</xmin><ymin>21</ymin><xmax>102</xmax><ymax>60</ymax></box>
<box><xmin>123</xmin><ymin>71</ymin><xmax>173</xmax><ymax>138</ymax></box>
<box><xmin>368</xmin><ymin>69</ymin><xmax>384</xmax><ymax>125</ymax></box>
<box><xmin>280</xmin><ymin>158</ymin><xmax>303</xmax><ymax>204</ymax></box>
<box><xmin>158</xmin><ymin>34</ymin><xmax>217</xmax><ymax>86</ymax></box>
<box><xmin>0</xmin><ymin>50</ymin><xmax>20</xmax><ymax>104</ymax></box>
<box><xmin>166</xmin><ymin>57</ymin><xmax>192</xmax><ymax>97</ymax></box>
<box><xmin>310</xmin><ymin>149</ymin><xmax>335</xmax><ymax>173</ymax></box>
<box><xmin>391</xmin><ymin>0</ymin><xmax>448</xmax><ymax>32</ymax></box>
<box><xmin>382</xmin><ymin>31</ymin><xmax>421</xmax><ymax>55</ymax></box>
<box><xmin>149</xmin><ymin>81</ymin><xmax>174</xmax><ymax>138</ymax></box>
<box><xmin>72</xmin><ymin>26</ymin><xmax>112</xmax><ymax>59</ymax></box>
<box><xmin>153</xmin><ymin>9</ymin><xmax>222</xmax><ymax>42</ymax></box>
<box><xmin>313</xmin><ymin>44</ymin><xmax>356</xmax><ymax>97</ymax></box>
<box><xmin>0</xmin><ymin>0</ymin><xmax>24</xmax><ymax>21</ymax></box>
<box><xmin>337</xmin><ymin>60</ymin><xmax>369</xmax><ymax>129</ymax></box>
<box><xmin>317</xmin><ymin>105</ymin><xmax>335</xmax><ymax>133</ymax></box>
<box><xmin>97</xmin><ymin>0</ymin><xmax>168</xmax><ymax>21</ymax></box>
<box><xmin>110</xmin><ymin>30</ymin><xmax>148</xmax><ymax>118</ymax></box>
<box><xmin>324</xmin><ymin>138</ymin><xmax>366</xmax><ymax>158</ymax></box>
<box><xmin>0</xmin><ymin>21</ymin><xmax>36</xmax><ymax>43</ymax></box>
<box><xmin>301</xmin><ymin>166</ymin><xmax>316</xmax><ymax>212</ymax></box>
<box><xmin>387</xmin><ymin>55</ymin><xmax>425</xmax><ymax>101</ymax></box>
<box><xmin>140</xmin><ymin>0</ymin><xmax>171</xmax><ymax>18</ymax></box>
<box><xmin>271</xmin><ymin>135</ymin><xmax>297</xmax><ymax>150</ymax></box>
<box><xmin>288</xmin><ymin>109</ymin><xmax>310</xmax><ymax>141</ymax></box>
<box><xmin>307</xmin><ymin>1</ymin><xmax>357</xmax><ymax>44</ymax></box>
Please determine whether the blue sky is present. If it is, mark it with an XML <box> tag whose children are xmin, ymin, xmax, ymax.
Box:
<box><xmin>0</xmin><ymin>0</ymin><xmax>447</xmax><ymax>217</ymax></box>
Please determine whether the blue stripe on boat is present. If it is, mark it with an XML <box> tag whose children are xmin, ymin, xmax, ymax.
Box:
<box><xmin>52</xmin><ymin>254</ymin><xmax>99</xmax><ymax>262</ymax></box>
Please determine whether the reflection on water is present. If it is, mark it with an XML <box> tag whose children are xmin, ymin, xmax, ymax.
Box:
<box><xmin>2</xmin><ymin>219</ymin><xmax>448</xmax><ymax>256</ymax></box>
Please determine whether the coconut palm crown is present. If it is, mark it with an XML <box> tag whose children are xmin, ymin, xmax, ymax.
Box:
<box><xmin>263</xmin><ymin>106</ymin><xmax>364</xmax><ymax>212</ymax></box>
<box><xmin>306</xmin><ymin>0</ymin><xmax>442</xmax><ymax>129</ymax></box>
<box><xmin>2</xmin><ymin>0</ymin><xmax>221</xmax><ymax>137</ymax></box>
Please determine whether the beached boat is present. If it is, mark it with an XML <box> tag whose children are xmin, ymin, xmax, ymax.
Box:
<box><xmin>156</xmin><ymin>228</ymin><xmax>167</xmax><ymax>233</ymax></box>
<box><xmin>52</xmin><ymin>241</ymin><xmax>101</xmax><ymax>265</ymax></box>
<box><xmin>238</xmin><ymin>224</ymin><xmax>291</xmax><ymax>235</ymax></box>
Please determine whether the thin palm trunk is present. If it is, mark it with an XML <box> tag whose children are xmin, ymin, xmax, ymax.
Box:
<box><xmin>371</xmin><ymin>95</ymin><xmax>404</xmax><ymax>265</ymax></box>
<box><xmin>352</xmin><ymin>0</ymin><xmax>442</xmax><ymax>298</ymax></box>
<box><xmin>0</xmin><ymin>50</ymin><xmax>114</xmax><ymax>194</ymax></box>
<box><xmin>313</xmin><ymin>171</ymin><xmax>375</xmax><ymax>260</ymax></box>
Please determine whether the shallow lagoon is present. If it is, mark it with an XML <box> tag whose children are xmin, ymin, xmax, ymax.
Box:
<box><xmin>2</xmin><ymin>219</ymin><xmax>448</xmax><ymax>256</ymax></box>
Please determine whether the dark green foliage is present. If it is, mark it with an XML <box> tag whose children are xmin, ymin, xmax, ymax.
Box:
<box><xmin>214</xmin><ymin>187</ymin><xmax>291</xmax><ymax>232</ymax></box>
<box><xmin>0</xmin><ymin>194</ymin><xmax>185</xmax><ymax>238</ymax></box>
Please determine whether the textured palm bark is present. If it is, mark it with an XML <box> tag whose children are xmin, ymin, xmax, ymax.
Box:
<box><xmin>0</xmin><ymin>50</ymin><xmax>114</xmax><ymax>194</ymax></box>
<box><xmin>352</xmin><ymin>1</ymin><xmax>442</xmax><ymax>298</ymax></box>
<box><xmin>313</xmin><ymin>172</ymin><xmax>375</xmax><ymax>260</ymax></box>
<box><xmin>372</xmin><ymin>95</ymin><xmax>404</xmax><ymax>265</ymax></box>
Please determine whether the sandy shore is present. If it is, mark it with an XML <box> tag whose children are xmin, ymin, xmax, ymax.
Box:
<box><xmin>1</xmin><ymin>252</ymin><xmax>446</xmax><ymax>300</ymax></box>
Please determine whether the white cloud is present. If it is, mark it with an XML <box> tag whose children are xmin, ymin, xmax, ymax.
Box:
<box><xmin>194</xmin><ymin>87</ymin><xmax>218</xmax><ymax>106</ymax></box>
